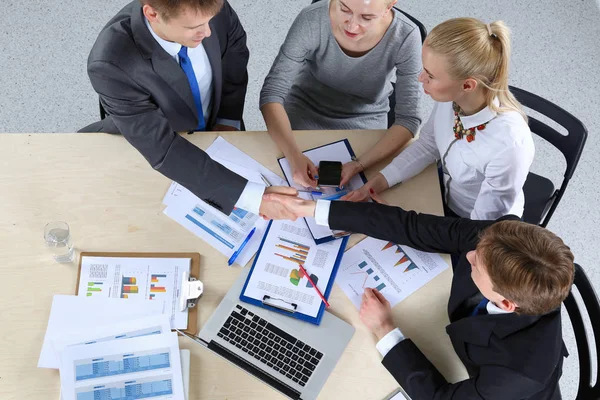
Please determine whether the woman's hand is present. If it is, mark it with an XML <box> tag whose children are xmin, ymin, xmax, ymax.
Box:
<box><xmin>341</xmin><ymin>173</ymin><xmax>390</xmax><ymax>203</ymax></box>
<box><xmin>340</xmin><ymin>161</ymin><xmax>363</xmax><ymax>188</ymax></box>
<box><xmin>341</xmin><ymin>184</ymin><xmax>373</xmax><ymax>203</ymax></box>
<box><xmin>290</xmin><ymin>153</ymin><xmax>319</xmax><ymax>188</ymax></box>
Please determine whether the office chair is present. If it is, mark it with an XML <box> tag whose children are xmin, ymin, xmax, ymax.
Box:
<box><xmin>563</xmin><ymin>263</ymin><xmax>600</xmax><ymax>399</ymax></box>
<box><xmin>310</xmin><ymin>0</ymin><xmax>426</xmax><ymax>128</ymax></box>
<box><xmin>509</xmin><ymin>86</ymin><xmax>588</xmax><ymax>227</ymax></box>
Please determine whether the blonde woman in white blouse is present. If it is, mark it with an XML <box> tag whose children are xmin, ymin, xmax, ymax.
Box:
<box><xmin>343</xmin><ymin>18</ymin><xmax>534</xmax><ymax>220</ymax></box>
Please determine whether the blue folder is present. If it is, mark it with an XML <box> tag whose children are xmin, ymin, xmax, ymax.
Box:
<box><xmin>277</xmin><ymin>139</ymin><xmax>368</xmax><ymax>244</ymax></box>
<box><xmin>239</xmin><ymin>220</ymin><xmax>348</xmax><ymax>325</ymax></box>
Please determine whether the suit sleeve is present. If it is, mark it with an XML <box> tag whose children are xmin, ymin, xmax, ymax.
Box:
<box><xmin>328</xmin><ymin>201</ymin><xmax>492</xmax><ymax>255</ymax></box>
<box><xmin>383</xmin><ymin>340</ymin><xmax>545</xmax><ymax>400</ymax></box>
<box><xmin>88</xmin><ymin>60</ymin><xmax>247</xmax><ymax>214</ymax></box>
<box><xmin>217</xmin><ymin>2</ymin><xmax>250</xmax><ymax>121</ymax></box>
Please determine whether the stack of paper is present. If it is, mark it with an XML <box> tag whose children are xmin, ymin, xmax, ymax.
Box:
<box><xmin>39</xmin><ymin>296</ymin><xmax>187</xmax><ymax>400</ymax></box>
<box><xmin>162</xmin><ymin>136</ymin><xmax>287</xmax><ymax>267</ymax></box>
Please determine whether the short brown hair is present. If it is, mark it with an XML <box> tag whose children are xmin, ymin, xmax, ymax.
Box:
<box><xmin>140</xmin><ymin>0</ymin><xmax>224</xmax><ymax>20</ymax></box>
<box><xmin>477</xmin><ymin>221</ymin><xmax>574</xmax><ymax>315</ymax></box>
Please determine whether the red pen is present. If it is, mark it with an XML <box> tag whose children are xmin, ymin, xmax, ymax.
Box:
<box><xmin>299</xmin><ymin>264</ymin><xmax>330</xmax><ymax>308</ymax></box>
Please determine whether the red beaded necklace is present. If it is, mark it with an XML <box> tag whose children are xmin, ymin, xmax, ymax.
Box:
<box><xmin>452</xmin><ymin>102</ymin><xmax>489</xmax><ymax>142</ymax></box>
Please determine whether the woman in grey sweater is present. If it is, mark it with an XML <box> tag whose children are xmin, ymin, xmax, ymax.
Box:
<box><xmin>260</xmin><ymin>0</ymin><xmax>423</xmax><ymax>188</ymax></box>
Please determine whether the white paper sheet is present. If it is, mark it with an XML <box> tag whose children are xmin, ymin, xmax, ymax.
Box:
<box><xmin>59</xmin><ymin>332</ymin><xmax>184</xmax><ymax>400</ymax></box>
<box><xmin>162</xmin><ymin>136</ymin><xmax>286</xmax><ymax>267</ymax></box>
<box><xmin>58</xmin><ymin>349</ymin><xmax>191</xmax><ymax>400</ymax></box>
<box><xmin>337</xmin><ymin>237</ymin><xmax>449</xmax><ymax>309</ymax></box>
<box><xmin>278</xmin><ymin>140</ymin><xmax>366</xmax><ymax>241</ymax></box>
<box><xmin>163</xmin><ymin>184</ymin><xmax>264</xmax><ymax>267</ymax></box>
<box><xmin>51</xmin><ymin>314</ymin><xmax>172</xmax><ymax>366</ymax></box>
<box><xmin>76</xmin><ymin>256</ymin><xmax>190</xmax><ymax>329</ymax></box>
<box><xmin>242</xmin><ymin>219</ymin><xmax>344</xmax><ymax>318</ymax></box>
<box><xmin>38</xmin><ymin>295</ymin><xmax>164</xmax><ymax>369</ymax></box>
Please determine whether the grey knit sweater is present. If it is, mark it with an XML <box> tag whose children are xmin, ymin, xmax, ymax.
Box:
<box><xmin>260</xmin><ymin>1</ymin><xmax>423</xmax><ymax>132</ymax></box>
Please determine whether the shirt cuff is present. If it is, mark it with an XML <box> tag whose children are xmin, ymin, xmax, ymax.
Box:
<box><xmin>233</xmin><ymin>181</ymin><xmax>266</xmax><ymax>215</ymax></box>
<box><xmin>379</xmin><ymin>164</ymin><xmax>403</xmax><ymax>188</ymax></box>
<box><xmin>314</xmin><ymin>200</ymin><xmax>332</xmax><ymax>228</ymax></box>
<box><xmin>376</xmin><ymin>328</ymin><xmax>406</xmax><ymax>358</ymax></box>
<box><xmin>215</xmin><ymin>118</ymin><xmax>241</xmax><ymax>130</ymax></box>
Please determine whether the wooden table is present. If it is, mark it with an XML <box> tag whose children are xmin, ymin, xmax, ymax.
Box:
<box><xmin>0</xmin><ymin>130</ymin><xmax>467</xmax><ymax>399</ymax></box>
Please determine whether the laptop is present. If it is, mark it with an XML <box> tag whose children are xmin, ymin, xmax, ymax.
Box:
<box><xmin>180</xmin><ymin>267</ymin><xmax>355</xmax><ymax>400</ymax></box>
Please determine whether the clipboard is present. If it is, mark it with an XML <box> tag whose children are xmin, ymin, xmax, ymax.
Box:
<box><xmin>277</xmin><ymin>139</ymin><xmax>368</xmax><ymax>244</ymax></box>
<box><xmin>238</xmin><ymin>221</ymin><xmax>348</xmax><ymax>325</ymax></box>
<box><xmin>76</xmin><ymin>252</ymin><xmax>201</xmax><ymax>335</ymax></box>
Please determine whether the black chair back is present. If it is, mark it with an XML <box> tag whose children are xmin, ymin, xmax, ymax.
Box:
<box><xmin>510</xmin><ymin>86</ymin><xmax>587</xmax><ymax>226</ymax></box>
<box><xmin>563</xmin><ymin>264</ymin><xmax>600</xmax><ymax>399</ymax></box>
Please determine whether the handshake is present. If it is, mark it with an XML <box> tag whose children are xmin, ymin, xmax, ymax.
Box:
<box><xmin>258</xmin><ymin>186</ymin><xmax>316</xmax><ymax>221</ymax></box>
<box><xmin>257</xmin><ymin>184</ymin><xmax>387</xmax><ymax>221</ymax></box>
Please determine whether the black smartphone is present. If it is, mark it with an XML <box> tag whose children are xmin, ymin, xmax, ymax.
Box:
<box><xmin>317</xmin><ymin>161</ymin><xmax>342</xmax><ymax>187</ymax></box>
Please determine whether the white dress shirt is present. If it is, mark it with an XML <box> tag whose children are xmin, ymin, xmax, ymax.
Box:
<box><xmin>146</xmin><ymin>19</ymin><xmax>262</xmax><ymax>213</ymax></box>
<box><xmin>145</xmin><ymin>18</ymin><xmax>240</xmax><ymax>130</ymax></box>
<box><xmin>380</xmin><ymin>100</ymin><xmax>534</xmax><ymax>220</ymax></box>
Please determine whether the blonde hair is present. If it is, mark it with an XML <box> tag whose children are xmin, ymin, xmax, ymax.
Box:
<box><xmin>478</xmin><ymin>221</ymin><xmax>574</xmax><ymax>315</ymax></box>
<box><xmin>425</xmin><ymin>18</ymin><xmax>527</xmax><ymax>120</ymax></box>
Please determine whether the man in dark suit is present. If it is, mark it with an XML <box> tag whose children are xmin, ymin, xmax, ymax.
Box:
<box><xmin>269</xmin><ymin>192</ymin><xmax>574</xmax><ymax>399</ymax></box>
<box><xmin>80</xmin><ymin>0</ymin><xmax>297</xmax><ymax>219</ymax></box>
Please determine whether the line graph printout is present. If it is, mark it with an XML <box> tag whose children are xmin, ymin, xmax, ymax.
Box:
<box><xmin>337</xmin><ymin>237</ymin><xmax>449</xmax><ymax>309</ymax></box>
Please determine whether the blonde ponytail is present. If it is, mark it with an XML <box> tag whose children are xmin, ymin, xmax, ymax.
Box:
<box><xmin>425</xmin><ymin>18</ymin><xmax>527</xmax><ymax>121</ymax></box>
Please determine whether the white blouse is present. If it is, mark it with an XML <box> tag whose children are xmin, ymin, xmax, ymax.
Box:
<box><xmin>380</xmin><ymin>100</ymin><xmax>534</xmax><ymax>220</ymax></box>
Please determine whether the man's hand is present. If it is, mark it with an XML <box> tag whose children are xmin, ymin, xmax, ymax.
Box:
<box><xmin>340</xmin><ymin>161</ymin><xmax>362</xmax><ymax>188</ymax></box>
<box><xmin>359</xmin><ymin>288</ymin><xmax>395</xmax><ymax>341</ymax></box>
<box><xmin>290</xmin><ymin>153</ymin><xmax>318</xmax><ymax>188</ymax></box>
<box><xmin>212</xmin><ymin>124</ymin><xmax>239</xmax><ymax>131</ymax></box>
<box><xmin>263</xmin><ymin>192</ymin><xmax>317</xmax><ymax>219</ymax></box>
<box><xmin>259</xmin><ymin>186</ymin><xmax>300</xmax><ymax>220</ymax></box>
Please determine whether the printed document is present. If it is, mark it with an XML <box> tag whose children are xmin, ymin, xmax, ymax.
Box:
<box><xmin>51</xmin><ymin>315</ymin><xmax>171</xmax><ymax>367</ymax></box>
<box><xmin>242</xmin><ymin>219</ymin><xmax>344</xmax><ymax>318</ymax></box>
<box><xmin>38</xmin><ymin>295</ymin><xmax>164</xmax><ymax>369</ymax></box>
<box><xmin>76</xmin><ymin>256</ymin><xmax>190</xmax><ymax>329</ymax></box>
<box><xmin>59</xmin><ymin>332</ymin><xmax>184</xmax><ymax>400</ymax></box>
<box><xmin>162</xmin><ymin>136</ymin><xmax>287</xmax><ymax>267</ymax></box>
<box><xmin>337</xmin><ymin>237</ymin><xmax>449</xmax><ymax>309</ymax></box>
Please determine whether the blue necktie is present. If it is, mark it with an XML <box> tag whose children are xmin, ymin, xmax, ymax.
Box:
<box><xmin>471</xmin><ymin>298</ymin><xmax>490</xmax><ymax>317</ymax></box>
<box><xmin>178</xmin><ymin>46</ymin><xmax>205</xmax><ymax>131</ymax></box>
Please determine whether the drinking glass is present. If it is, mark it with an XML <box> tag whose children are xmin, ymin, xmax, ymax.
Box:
<box><xmin>44</xmin><ymin>221</ymin><xmax>74</xmax><ymax>263</ymax></box>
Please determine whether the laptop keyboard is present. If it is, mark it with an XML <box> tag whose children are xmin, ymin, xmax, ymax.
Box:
<box><xmin>217</xmin><ymin>304</ymin><xmax>324</xmax><ymax>387</ymax></box>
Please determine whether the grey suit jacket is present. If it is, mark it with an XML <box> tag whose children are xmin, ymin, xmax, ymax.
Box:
<box><xmin>80</xmin><ymin>1</ymin><xmax>250</xmax><ymax>214</ymax></box>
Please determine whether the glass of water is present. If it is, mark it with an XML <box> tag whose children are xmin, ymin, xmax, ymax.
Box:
<box><xmin>44</xmin><ymin>221</ymin><xmax>75</xmax><ymax>263</ymax></box>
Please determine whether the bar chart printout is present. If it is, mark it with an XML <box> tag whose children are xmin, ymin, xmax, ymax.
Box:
<box><xmin>60</xmin><ymin>333</ymin><xmax>184</xmax><ymax>400</ymax></box>
<box><xmin>337</xmin><ymin>237</ymin><xmax>449</xmax><ymax>309</ymax></box>
<box><xmin>76</xmin><ymin>257</ymin><xmax>191</xmax><ymax>329</ymax></box>
<box><xmin>241</xmin><ymin>219</ymin><xmax>344</xmax><ymax>319</ymax></box>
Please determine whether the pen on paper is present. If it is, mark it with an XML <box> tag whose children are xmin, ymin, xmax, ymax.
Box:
<box><xmin>260</xmin><ymin>174</ymin><xmax>272</xmax><ymax>187</ymax></box>
<box><xmin>299</xmin><ymin>264</ymin><xmax>330</xmax><ymax>308</ymax></box>
<box><xmin>228</xmin><ymin>227</ymin><xmax>256</xmax><ymax>266</ymax></box>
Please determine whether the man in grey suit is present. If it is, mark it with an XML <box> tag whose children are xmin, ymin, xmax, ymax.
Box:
<box><xmin>80</xmin><ymin>0</ymin><xmax>298</xmax><ymax>219</ymax></box>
